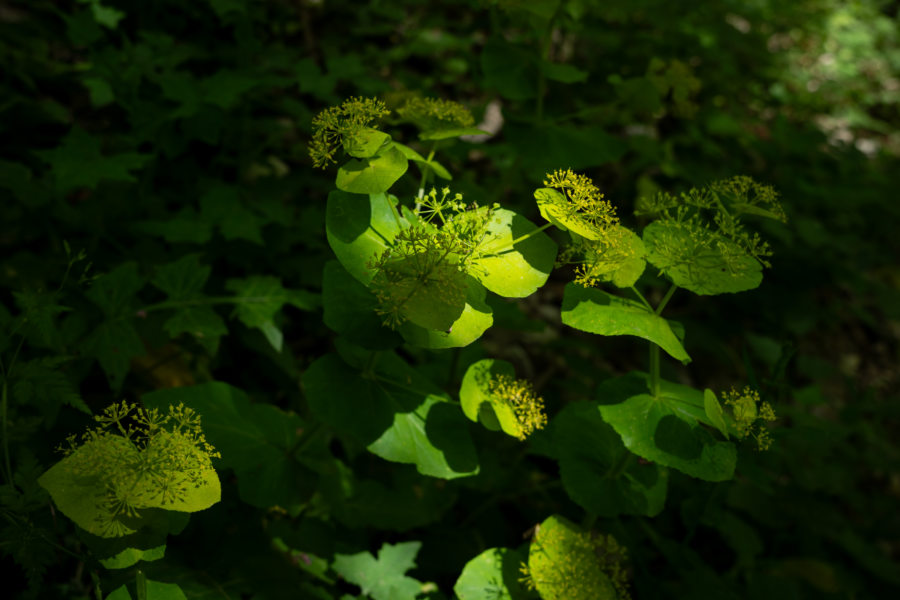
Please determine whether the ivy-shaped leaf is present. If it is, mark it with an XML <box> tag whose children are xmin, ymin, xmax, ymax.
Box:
<box><xmin>12</xmin><ymin>357</ymin><xmax>91</xmax><ymax>424</ymax></box>
<box><xmin>332</xmin><ymin>542</ymin><xmax>424</xmax><ymax>600</ymax></box>
<box><xmin>153</xmin><ymin>255</ymin><xmax>227</xmax><ymax>353</ymax></box>
<box><xmin>35</xmin><ymin>128</ymin><xmax>150</xmax><ymax>192</ymax></box>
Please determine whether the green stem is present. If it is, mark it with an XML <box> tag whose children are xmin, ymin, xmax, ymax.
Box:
<box><xmin>629</xmin><ymin>286</ymin><xmax>653</xmax><ymax>311</ymax></box>
<box><xmin>648</xmin><ymin>284</ymin><xmax>677</xmax><ymax>397</ymax></box>
<box><xmin>416</xmin><ymin>144</ymin><xmax>438</xmax><ymax>199</ymax></box>
<box><xmin>649</xmin><ymin>343</ymin><xmax>660</xmax><ymax>398</ymax></box>
<box><xmin>136</xmin><ymin>570</ymin><xmax>147</xmax><ymax>600</ymax></box>
<box><xmin>655</xmin><ymin>283</ymin><xmax>678</xmax><ymax>315</ymax></box>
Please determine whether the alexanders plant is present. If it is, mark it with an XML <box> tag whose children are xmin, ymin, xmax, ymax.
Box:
<box><xmin>303</xmin><ymin>94</ymin><xmax>786</xmax><ymax>599</ymax></box>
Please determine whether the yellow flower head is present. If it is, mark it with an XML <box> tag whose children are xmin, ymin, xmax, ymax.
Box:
<box><xmin>489</xmin><ymin>374</ymin><xmax>547</xmax><ymax>440</ymax></box>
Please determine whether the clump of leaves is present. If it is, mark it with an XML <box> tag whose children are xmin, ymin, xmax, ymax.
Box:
<box><xmin>309</xmin><ymin>96</ymin><xmax>391</xmax><ymax>168</ymax></box>
<box><xmin>39</xmin><ymin>401</ymin><xmax>221</xmax><ymax>537</ymax></box>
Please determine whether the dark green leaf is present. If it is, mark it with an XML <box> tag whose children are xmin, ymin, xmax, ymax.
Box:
<box><xmin>454</xmin><ymin>547</ymin><xmax>530</xmax><ymax>600</ymax></box>
<box><xmin>303</xmin><ymin>353</ymin><xmax>479</xmax><ymax>479</ymax></box>
<box><xmin>225</xmin><ymin>275</ymin><xmax>318</xmax><ymax>352</ymax></box>
<box><xmin>322</xmin><ymin>260</ymin><xmax>402</xmax><ymax>350</ymax></box>
<box><xmin>326</xmin><ymin>191</ymin><xmax>404</xmax><ymax>285</ymax></box>
<box><xmin>142</xmin><ymin>382</ymin><xmax>315</xmax><ymax>509</ymax></box>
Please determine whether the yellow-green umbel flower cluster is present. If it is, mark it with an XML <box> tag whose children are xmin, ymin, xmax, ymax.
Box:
<box><xmin>308</xmin><ymin>96</ymin><xmax>390</xmax><ymax>168</ymax></box>
<box><xmin>723</xmin><ymin>386</ymin><xmax>777</xmax><ymax>450</ymax></box>
<box><xmin>57</xmin><ymin>401</ymin><xmax>220</xmax><ymax>537</ymax></box>
<box><xmin>396</xmin><ymin>97</ymin><xmax>475</xmax><ymax>133</ymax></box>
<box><xmin>520</xmin><ymin>516</ymin><xmax>631</xmax><ymax>600</ymax></box>
<box><xmin>368</xmin><ymin>188</ymin><xmax>497</xmax><ymax>330</ymax></box>
<box><xmin>488</xmin><ymin>374</ymin><xmax>547</xmax><ymax>440</ymax></box>
<box><xmin>541</xmin><ymin>169</ymin><xmax>619</xmax><ymax>239</ymax></box>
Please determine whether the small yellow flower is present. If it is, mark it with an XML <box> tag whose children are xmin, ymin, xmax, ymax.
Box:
<box><xmin>489</xmin><ymin>374</ymin><xmax>547</xmax><ymax>440</ymax></box>
<box><xmin>308</xmin><ymin>97</ymin><xmax>390</xmax><ymax>169</ymax></box>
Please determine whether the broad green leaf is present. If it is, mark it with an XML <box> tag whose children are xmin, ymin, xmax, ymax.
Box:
<box><xmin>454</xmin><ymin>547</ymin><xmax>530</xmax><ymax>600</ymax></box>
<box><xmin>373</xmin><ymin>250</ymin><xmax>467</xmax><ymax>331</ymax></box>
<box><xmin>459</xmin><ymin>359</ymin><xmax>519</xmax><ymax>435</ymax></box>
<box><xmin>472</xmin><ymin>208</ymin><xmax>557</xmax><ymax>298</ymax></box>
<box><xmin>106</xmin><ymin>580</ymin><xmax>187</xmax><ymax>600</ymax></box>
<box><xmin>344</xmin><ymin>127</ymin><xmax>391</xmax><ymax>159</ymax></box>
<box><xmin>596</xmin><ymin>373</ymin><xmax>737</xmax><ymax>481</ymax></box>
<box><xmin>535</xmin><ymin>187</ymin><xmax>603</xmax><ymax>240</ymax></box>
<box><xmin>39</xmin><ymin>434</ymin><xmax>220</xmax><ymax>538</ymax></box>
<box><xmin>152</xmin><ymin>255</ymin><xmax>210</xmax><ymax>301</ymax></box>
<box><xmin>527</xmin><ymin>515</ymin><xmax>617</xmax><ymax>600</ymax></box>
<box><xmin>704</xmin><ymin>389</ymin><xmax>730</xmax><ymax>439</ymax></box>
<box><xmin>642</xmin><ymin>220</ymin><xmax>763</xmax><ymax>295</ymax></box>
<box><xmin>553</xmin><ymin>402</ymin><xmax>667</xmax><ymax>517</ymax></box>
<box><xmin>322</xmin><ymin>260</ymin><xmax>402</xmax><ymax>350</ymax></box>
<box><xmin>399</xmin><ymin>277</ymin><xmax>493</xmax><ymax>349</ymax></box>
<box><xmin>142</xmin><ymin>382</ymin><xmax>315</xmax><ymax>509</ymax></box>
<box><xmin>561</xmin><ymin>283</ymin><xmax>690</xmax><ymax>363</ymax></box>
<box><xmin>303</xmin><ymin>353</ymin><xmax>478</xmax><ymax>479</ymax></box>
<box><xmin>326</xmin><ymin>191</ymin><xmax>404</xmax><ymax>285</ymax></box>
<box><xmin>336</xmin><ymin>145</ymin><xmax>408</xmax><ymax>195</ymax></box>
<box><xmin>225</xmin><ymin>275</ymin><xmax>318</xmax><ymax>352</ymax></box>
<box><xmin>333</xmin><ymin>542</ymin><xmax>424</xmax><ymax>600</ymax></box>
<box><xmin>420</xmin><ymin>127</ymin><xmax>490</xmax><ymax>141</ymax></box>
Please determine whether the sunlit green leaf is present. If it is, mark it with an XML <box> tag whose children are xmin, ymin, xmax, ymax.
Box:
<box><xmin>333</xmin><ymin>542</ymin><xmax>424</xmax><ymax>600</ymax></box>
<box><xmin>326</xmin><ymin>191</ymin><xmax>405</xmax><ymax>285</ymax></box>
<box><xmin>336</xmin><ymin>145</ymin><xmax>408</xmax><ymax>195</ymax></box>
<box><xmin>454</xmin><ymin>547</ymin><xmax>530</xmax><ymax>600</ymax></box>
<box><xmin>561</xmin><ymin>283</ymin><xmax>690</xmax><ymax>363</ymax></box>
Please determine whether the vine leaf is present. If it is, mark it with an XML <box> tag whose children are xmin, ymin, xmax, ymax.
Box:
<box><xmin>332</xmin><ymin>542</ymin><xmax>424</xmax><ymax>600</ymax></box>
<box><xmin>560</xmin><ymin>283</ymin><xmax>690</xmax><ymax>363</ymax></box>
<box><xmin>153</xmin><ymin>254</ymin><xmax>227</xmax><ymax>353</ymax></box>
<box><xmin>336</xmin><ymin>144</ymin><xmax>408</xmax><ymax>195</ymax></box>
<box><xmin>303</xmin><ymin>353</ymin><xmax>479</xmax><ymax>479</ymax></box>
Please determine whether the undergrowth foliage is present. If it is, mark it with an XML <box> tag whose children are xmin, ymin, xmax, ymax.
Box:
<box><xmin>3</xmin><ymin>2</ymin><xmax>898</xmax><ymax>599</ymax></box>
